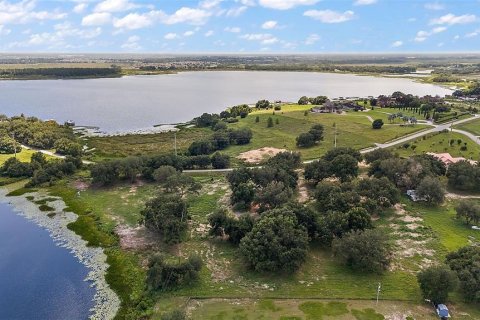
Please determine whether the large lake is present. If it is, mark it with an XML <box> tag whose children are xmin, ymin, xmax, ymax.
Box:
<box><xmin>0</xmin><ymin>71</ymin><xmax>452</xmax><ymax>133</ymax></box>
<box><xmin>0</xmin><ymin>201</ymin><xmax>94</xmax><ymax>320</ymax></box>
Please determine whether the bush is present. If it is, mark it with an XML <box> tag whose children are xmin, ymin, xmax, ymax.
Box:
<box><xmin>416</xmin><ymin>176</ymin><xmax>445</xmax><ymax>205</ymax></box>
<box><xmin>372</xmin><ymin>119</ymin><xmax>384</xmax><ymax>129</ymax></box>
<box><xmin>296</xmin><ymin>132</ymin><xmax>315</xmax><ymax>148</ymax></box>
<box><xmin>455</xmin><ymin>200</ymin><xmax>480</xmax><ymax>225</ymax></box>
<box><xmin>188</xmin><ymin>140</ymin><xmax>215</xmax><ymax>156</ymax></box>
<box><xmin>0</xmin><ymin>135</ymin><xmax>20</xmax><ymax>154</ymax></box>
<box><xmin>267</xmin><ymin>117</ymin><xmax>274</xmax><ymax>128</ymax></box>
<box><xmin>147</xmin><ymin>254</ymin><xmax>202</xmax><ymax>291</ymax></box>
<box><xmin>332</xmin><ymin>229</ymin><xmax>391</xmax><ymax>273</ymax></box>
<box><xmin>153</xmin><ymin>165</ymin><xmax>177</xmax><ymax>183</ymax></box>
<box><xmin>240</xmin><ymin>209</ymin><xmax>308</xmax><ymax>272</ymax></box>
<box><xmin>140</xmin><ymin>194</ymin><xmax>188</xmax><ymax>244</ymax></box>
<box><xmin>256</xmin><ymin>99</ymin><xmax>270</xmax><ymax>109</ymax></box>
<box><xmin>298</xmin><ymin>96</ymin><xmax>309</xmax><ymax>105</ymax></box>
<box><xmin>417</xmin><ymin>265</ymin><xmax>458</xmax><ymax>304</ymax></box>
<box><xmin>446</xmin><ymin>246</ymin><xmax>480</xmax><ymax>302</ymax></box>
<box><xmin>211</xmin><ymin>152</ymin><xmax>230</xmax><ymax>169</ymax></box>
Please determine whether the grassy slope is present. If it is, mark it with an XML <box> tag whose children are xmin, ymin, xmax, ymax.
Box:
<box><xmin>455</xmin><ymin>117</ymin><xmax>480</xmax><ymax>136</ymax></box>
<box><xmin>86</xmin><ymin>105</ymin><xmax>427</xmax><ymax>162</ymax></box>
<box><xmin>225</xmin><ymin>106</ymin><xmax>427</xmax><ymax>161</ymax></box>
<box><xmin>86</xmin><ymin>127</ymin><xmax>212</xmax><ymax>161</ymax></box>
<box><xmin>0</xmin><ymin>148</ymin><xmax>38</xmax><ymax>165</ymax></box>
<box><xmin>390</xmin><ymin>131</ymin><xmax>480</xmax><ymax>159</ymax></box>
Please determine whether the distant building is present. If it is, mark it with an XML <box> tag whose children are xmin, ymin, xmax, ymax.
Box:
<box><xmin>311</xmin><ymin>100</ymin><xmax>365</xmax><ymax>114</ymax></box>
<box><xmin>427</xmin><ymin>152</ymin><xmax>477</xmax><ymax>167</ymax></box>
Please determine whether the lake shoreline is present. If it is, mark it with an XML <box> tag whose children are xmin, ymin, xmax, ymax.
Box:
<box><xmin>0</xmin><ymin>184</ymin><xmax>121</xmax><ymax>320</ymax></box>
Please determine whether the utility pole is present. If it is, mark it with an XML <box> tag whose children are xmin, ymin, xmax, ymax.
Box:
<box><xmin>174</xmin><ymin>132</ymin><xmax>177</xmax><ymax>156</ymax></box>
<box><xmin>376</xmin><ymin>282</ymin><xmax>381</xmax><ymax>305</ymax></box>
<box><xmin>12</xmin><ymin>132</ymin><xmax>17</xmax><ymax>158</ymax></box>
<box><xmin>333</xmin><ymin>122</ymin><xmax>337</xmax><ymax>148</ymax></box>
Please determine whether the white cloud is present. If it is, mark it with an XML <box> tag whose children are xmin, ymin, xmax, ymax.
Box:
<box><xmin>225</xmin><ymin>26</ymin><xmax>241</xmax><ymax>33</ymax></box>
<box><xmin>226</xmin><ymin>6</ymin><xmax>248</xmax><ymax>17</ymax></box>
<box><xmin>161</xmin><ymin>7</ymin><xmax>211</xmax><ymax>25</ymax></box>
<box><xmin>304</xmin><ymin>10</ymin><xmax>354</xmax><ymax>23</ymax></box>
<box><xmin>0</xmin><ymin>0</ymin><xmax>66</xmax><ymax>25</ymax></box>
<box><xmin>73</xmin><ymin>3</ymin><xmax>88</xmax><ymax>14</ymax></box>
<box><xmin>0</xmin><ymin>24</ymin><xmax>10</xmax><ymax>35</ymax></box>
<box><xmin>204</xmin><ymin>30</ymin><xmax>214</xmax><ymax>37</ymax></box>
<box><xmin>183</xmin><ymin>30</ymin><xmax>195</xmax><ymax>36</ymax></box>
<box><xmin>82</xmin><ymin>12</ymin><xmax>111</xmax><ymax>26</ymax></box>
<box><xmin>432</xmin><ymin>26</ymin><xmax>447</xmax><ymax>33</ymax></box>
<box><xmin>262</xmin><ymin>20</ymin><xmax>278</xmax><ymax>29</ymax></box>
<box><xmin>94</xmin><ymin>0</ymin><xmax>137</xmax><ymax>13</ymax></box>
<box><xmin>121</xmin><ymin>35</ymin><xmax>141</xmax><ymax>50</ymax></box>
<box><xmin>200</xmin><ymin>0</ymin><xmax>223</xmax><ymax>9</ymax></box>
<box><xmin>465</xmin><ymin>29</ymin><xmax>479</xmax><ymax>38</ymax></box>
<box><xmin>424</xmin><ymin>2</ymin><xmax>445</xmax><ymax>11</ymax></box>
<box><xmin>113</xmin><ymin>12</ymin><xmax>155</xmax><ymax>29</ymax></box>
<box><xmin>414</xmin><ymin>26</ymin><xmax>447</xmax><ymax>42</ymax></box>
<box><xmin>453</xmin><ymin>34</ymin><xmax>460</xmax><ymax>40</ymax></box>
<box><xmin>164</xmin><ymin>32</ymin><xmax>178</xmax><ymax>40</ymax></box>
<box><xmin>237</xmin><ymin>0</ymin><xmax>256</xmax><ymax>6</ymax></box>
<box><xmin>391</xmin><ymin>40</ymin><xmax>403</xmax><ymax>47</ymax></box>
<box><xmin>354</xmin><ymin>0</ymin><xmax>377</xmax><ymax>6</ymax></box>
<box><xmin>258</xmin><ymin>0</ymin><xmax>319</xmax><ymax>10</ymax></box>
<box><xmin>240</xmin><ymin>33</ymin><xmax>278</xmax><ymax>44</ymax></box>
<box><xmin>305</xmin><ymin>33</ymin><xmax>320</xmax><ymax>45</ymax></box>
<box><xmin>430</xmin><ymin>13</ymin><xmax>477</xmax><ymax>25</ymax></box>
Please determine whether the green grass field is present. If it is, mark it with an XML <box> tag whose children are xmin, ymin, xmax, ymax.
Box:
<box><xmin>0</xmin><ymin>148</ymin><xmax>38</xmax><ymax>165</ymax></box>
<box><xmin>455</xmin><ymin>118</ymin><xmax>480</xmax><ymax>136</ymax></box>
<box><xmin>390</xmin><ymin>131</ymin><xmax>480</xmax><ymax>159</ymax></box>
<box><xmin>86</xmin><ymin>105</ymin><xmax>427</xmax><ymax>162</ymax></box>
<box><xmin>224</xmin><ymin>105</ymin><xmax>427</xmax><ymax>161</ymax></box>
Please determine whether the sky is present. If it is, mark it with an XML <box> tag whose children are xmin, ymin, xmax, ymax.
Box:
<box><xmin>0</xmin><ymin>0</ymin><xmax>479</xmax><ymax>53</ymax></box>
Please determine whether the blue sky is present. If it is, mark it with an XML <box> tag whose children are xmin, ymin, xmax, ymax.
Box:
<box><xmin>0</xmin><ymin>0</ymin><xmax>479</xmax><ymax>53</ymax></box>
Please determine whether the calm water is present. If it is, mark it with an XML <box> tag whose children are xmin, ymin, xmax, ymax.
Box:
<box><xmin>0</xmin><ymin>202</ymin><xmax>94</xmax><ymax>320</ymax></box>
<box><xmin>0</xmin><ymin>71</ymin><xmax>452</xmax><ymax>133</ymax></box>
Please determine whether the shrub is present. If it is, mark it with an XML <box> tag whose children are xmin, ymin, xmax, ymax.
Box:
<box><xmin>147</xmin><ymin>254</ymin><xmax>202</xmax><ymax>291</ymax></box>
<box><xmin>417</xmin><ymin>265</ymin><xmax>458</xmax><ymax>304</ymax></box>
<box><xmin>332</xmin><ymin>229</ymin><xmax>391</xmax><ymax>273</ymax></box>
<box><xmin>240</xmin><ymin>209</ymin><xmax>308</xmax><ymax>272</ymax></box>
<box><xmin>372</xmin><ymin>119</ymin><xmax>384</xmax><ymax>129</ymax></box>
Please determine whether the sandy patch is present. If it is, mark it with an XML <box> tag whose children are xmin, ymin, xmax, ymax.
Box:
<box><xmin>115</xmin><ymin>225</ymin><xmax>160</xmax><ymax>251</ymax></box>
<box><xmin>237</xmin><ymin>147</ymin><xmax>287</xmax><ymax>164</ymax></box>
<box><xmin>73</xmin><ymin>180</ymin><xmax>90</xmax><ymax>191</ymax></box>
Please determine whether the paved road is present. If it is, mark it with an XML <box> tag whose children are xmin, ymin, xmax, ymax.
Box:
<box><xmin>21</xmin><ymin>144</ymin><xmax>94</xmax><ymax>165</ymax></box>
<box><xmin>361</xmin><ymin>115</ymin><xmax>480</xmax><ymax>154</ymax></box>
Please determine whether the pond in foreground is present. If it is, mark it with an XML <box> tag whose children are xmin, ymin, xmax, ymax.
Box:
<box><xmin>0</xmin><ymin>201</ymin><xmax>94</xmax><ymax>320</ymax></box>
<box><xmin>0</xmin><ymin>71</ymin><xmax>452</xmax><ymax>133</ymax></box>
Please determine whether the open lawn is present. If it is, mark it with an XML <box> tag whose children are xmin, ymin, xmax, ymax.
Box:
<box><xmin>224</xmin><ymin>105</ymin><xmax>427</xmax><ymax>161</ymax></box>
<box><xmin>455</xmin><ymin>117</ymin><xmax>480</xmax><ymax>136</ymax></box>
<box><xmin>390</xmin><ymin>131</ymin><xmax>480</xmax><ymax>159</ymax></box>
<box><xmin>0</xmin><ymin>148</ymin><xmax>38</xmax><ymax>165</ymax></box>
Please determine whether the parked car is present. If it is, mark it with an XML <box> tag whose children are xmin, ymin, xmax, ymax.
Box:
<box><xmin>436</xmin><ymin>304</ymin><xmax>450</xmax><ymax>319</ymax></box>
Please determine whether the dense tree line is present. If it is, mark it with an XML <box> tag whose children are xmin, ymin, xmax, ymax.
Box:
<box><xmin>244</xmin><ymin>64</ymin><xmax>416</xmax><ymax>74</ymax></box>
<box><xmin>0</xmin><ymin>115</ymin><xmax>81</xmax><ymax>155</ymax></box>
<box><xmin>0</xmin><ymin>152</ymin><xmax>82</xmax><ymax>186</ymax></box>
<box><xmin>90</xmin><ymin>152</ymin><xmax>231</xmax><ymax>186</ymax></box>
<box><xmin>0</xmin><ymin>67</ymin><xmax>121</xmax><ymax>79</ymax></box>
